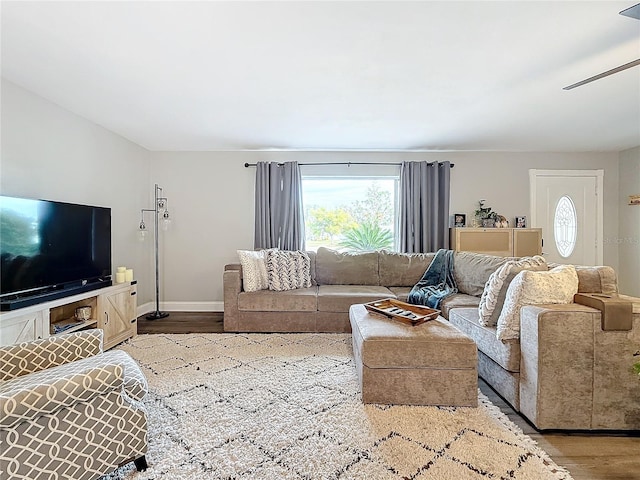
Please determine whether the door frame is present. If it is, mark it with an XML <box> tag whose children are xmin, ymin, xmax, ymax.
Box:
<box><xmin>529</xmin><ymin>169</ymin><xmax>604</xmax><ymax>265</ymax></box>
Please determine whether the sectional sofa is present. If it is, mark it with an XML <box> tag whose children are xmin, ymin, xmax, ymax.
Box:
<box><xmin>223</xmin><ymin>247</ymin><xmax>640</xmax><ymax>430</ymax></box>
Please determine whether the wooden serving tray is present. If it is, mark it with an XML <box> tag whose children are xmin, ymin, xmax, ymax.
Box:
<box><xmin>363</xmin><ymin>298</ymin><xmax>440</xmax><ymax>326</ymax></box>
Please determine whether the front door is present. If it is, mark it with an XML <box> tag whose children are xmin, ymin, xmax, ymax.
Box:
<box><xmin>529</xmin><ymin>170</ymin><xmax>603</xmax><ymax>265</ymax></box>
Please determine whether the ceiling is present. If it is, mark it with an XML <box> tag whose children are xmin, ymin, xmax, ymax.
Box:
<box><xmin>2</xmin><ymin>1</ymin><xmax>639</xmax><ymax>152</ymax></box>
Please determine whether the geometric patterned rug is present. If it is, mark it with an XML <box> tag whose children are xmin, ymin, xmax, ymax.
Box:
<box><xmin>105</xmin><ymin>333</ymin><xmax>573</xmax><ymax>479</ymax></box>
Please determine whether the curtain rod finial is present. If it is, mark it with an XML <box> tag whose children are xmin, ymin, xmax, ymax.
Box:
<box><xmin>244</xmin><ymin>162</ymin><xmax>250</xmax><ymax>167</ymax></box>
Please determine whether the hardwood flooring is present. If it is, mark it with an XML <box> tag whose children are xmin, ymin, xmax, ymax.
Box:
<box><xmin>135</xmin><ymin>312</ymin><xmax>640</xmax><ymax>479</ymax></box>
<box><xmin>137</xmin><ymin>311</ymin><xmax>223</xmax><ymax>334</ymax></box>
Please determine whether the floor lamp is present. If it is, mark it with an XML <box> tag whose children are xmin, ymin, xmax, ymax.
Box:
<box><xmin>139</xmin><ymin>184</ymin><xmax>171</xmax><ymax>320</ymax></box>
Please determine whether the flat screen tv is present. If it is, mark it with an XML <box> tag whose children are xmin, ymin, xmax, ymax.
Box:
<box><xmin>0</xmin><ymin>195</ymin><xmax>112</xmax><ymax>310</ymax></box>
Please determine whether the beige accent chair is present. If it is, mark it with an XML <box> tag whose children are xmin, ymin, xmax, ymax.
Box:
<box><xmin>0</xmin><ymin>329</ymin><xmax>148</xmax><ymax>480</ymax></box>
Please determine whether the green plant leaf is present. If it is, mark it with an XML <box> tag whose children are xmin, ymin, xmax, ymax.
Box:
<box><xmin>339</xmin><ymin>222</ymin><xmax>393</xmax><ymax>251</ymax></box>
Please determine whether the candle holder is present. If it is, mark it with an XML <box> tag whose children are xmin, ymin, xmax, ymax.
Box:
<box><xmin>139</xmin><ymin>184</ymin><xmax>171</xmax><ymax>320</ymax></box>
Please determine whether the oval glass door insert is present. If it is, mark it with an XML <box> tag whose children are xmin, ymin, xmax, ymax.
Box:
<box><xmin>554</xmin><ymin>195</ymin><xmax>577</xmax><ymax>258</ymax></box>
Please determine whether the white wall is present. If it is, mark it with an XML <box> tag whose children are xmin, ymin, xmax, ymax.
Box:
<box><xmin>0</xmin><ymin>79</ymin><xmax>153</xmax><ymax>305</ymax></box>
<box><xmin>1</xmin><ymin>80</ymin><xmax>626</xmax><ymax>308</ymax></box>
<box><xmin>618</xmin><ymin>146</ymin><xmax>640</xmax><ymax>296</ymax></box>
<box><xmin>147</xmin><ymin>152</ymin><xmax>255</xmax><ymax>309</ymax></box>
<box><xmin>150</xmin><ymin>150</ymin><xmax>620</xmax><ymax>308</ymax></box>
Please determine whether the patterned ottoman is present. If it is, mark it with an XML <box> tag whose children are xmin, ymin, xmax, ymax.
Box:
<box><xmin>349</xmin><ymin>303</ymin><xmax>478</xmax><ymax>406</ymax></box>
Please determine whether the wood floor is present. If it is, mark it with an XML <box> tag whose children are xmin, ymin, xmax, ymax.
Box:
<box><xmin>136</xmin><ymin>312</ymin><xmax>640</xmax><ymax>480</ymax></box>
<box><xmin>137</xmin><ymin>311</ymin><xmax>224</xmax><ymax>334</ymax></box>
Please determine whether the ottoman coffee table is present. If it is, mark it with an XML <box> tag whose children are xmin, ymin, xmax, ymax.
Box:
<box><xmin>349</xmin><ymin>303</ymin><xmax>478</xmax><ymax>406</ymax></box>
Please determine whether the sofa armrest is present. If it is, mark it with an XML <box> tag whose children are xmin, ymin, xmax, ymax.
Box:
<box><xmin>519</xmin><ymin>303</ymin><xmax>600</xmax><ymax>430</ymax></box>
<box><xmin>0</xmin><ymin>356</ymin><xmax>123</xmax><ymax>429</ymax></box>
<box><xmin>223</xmin><ymin>265</ymin><xmax>242</xmax><ymax>331</ymax></box>
<box><xmin>0</xmin><ymin>329</ymin><xmax>104</xmax><ymax>381</ymax></box>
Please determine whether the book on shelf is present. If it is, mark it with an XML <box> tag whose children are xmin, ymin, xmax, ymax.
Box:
<box><xmin>52</xmin><ymin>319</ymin><xmax>87</xmax><ymax>334</ymax></box>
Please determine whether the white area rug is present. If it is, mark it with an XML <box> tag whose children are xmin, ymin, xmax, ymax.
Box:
<box><xmin>107</xmin><ymin>333</ymin><xmax>572</xmax><ymax>479</ymax></box>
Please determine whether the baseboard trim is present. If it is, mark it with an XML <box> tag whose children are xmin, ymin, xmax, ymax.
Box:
<box><xmin>137</xmin><ymin>301</ymin><xmax>223</xmax><ymax>316</ymax></box>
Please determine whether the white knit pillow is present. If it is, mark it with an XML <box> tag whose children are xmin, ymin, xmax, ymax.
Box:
<box><xmin>496</xmin><ymin>265</ymin><xmax>579</xmax><ymax>341</ymax></box>
<box><xmin>237</xmin><ymin>250</ymin><xmax>269</xmax><ymax>292</ymax></box>
<box><xmin>266</xmin><ymin>250</ymin><xmax>312</xmax><ymax>291</ymax></box>
<box><xmin>478</xmin><ymin>256</ymin><xmax>547</xmax><ymax>327</ymax></box>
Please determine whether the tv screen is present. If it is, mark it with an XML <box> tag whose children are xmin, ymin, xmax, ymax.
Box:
<box><xmin>0</xmin><ymin>196</ymin><xmax>111</xmax><ymax>297</ymax></box>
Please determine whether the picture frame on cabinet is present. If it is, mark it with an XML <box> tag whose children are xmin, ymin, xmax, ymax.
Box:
<box><xmin>454</xmin><ymin>214</ymin><xmax>466</xmax><ymax>227</ymax></box>
<box><xmin>515</xmin><ymin>216</ymin><xmax>527</xmax><ymax>228</ymax></box>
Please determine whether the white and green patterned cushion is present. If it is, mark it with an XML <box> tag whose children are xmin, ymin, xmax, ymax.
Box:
<box><xmin>496</xmin><ymin>265</ymin><xmax>579</xmax><ymax>341</ymax></box>
<box><xmin>266</xmin><ymin>250</ymin><xmax>312</xmax><ymax>291</ymax></box>
<box><xmin>478</xmin><ymin>255</ymin><xmax>547</xmax><ymax>327</ymax></box>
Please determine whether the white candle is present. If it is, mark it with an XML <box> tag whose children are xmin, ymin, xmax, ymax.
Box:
<box><xmin>125</xmin><ymin>269</ymin><xmax>134</xmax><ymax>282</ymax></box>
<box><xmin>117</xmin><ymin>266</ymin><xmax>126</xmax><ymax>273</ymax></box>
<box><xmin>115</xmin><ymin>272</ymin><xmax>125</xmax><ymax>283</ymax></box>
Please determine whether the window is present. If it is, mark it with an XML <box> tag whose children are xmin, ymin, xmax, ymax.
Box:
<box><xmin>554</xmin><ymin>195</ymin><xmax>577</xmax><ymax>258</ymax></box>
<box><xmin>302</xmin><ymin>176</ymin><xmax>399</xmax><ymax>252</ymax></box>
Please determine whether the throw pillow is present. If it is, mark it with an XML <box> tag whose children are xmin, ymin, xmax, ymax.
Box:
<box><xmin>478</xmin><ymin>255</ymin><xmax>547</xmax><ymax>327</ymax></box>
<box><xmin>266</xmin><ymin>250</ymin><xmax>312</xmax><ymax>291</ymax></box>
<box><xmin>237</xmin><ymin>250</ymin><xmax>269</xmax><ymax>292</ymax></box>
<box><xmin>315</xmin><ymin>247</ymin><xmax>379</xmax><ymax>286</ymax></box>
<box><xmin>496</xmin><ymin>265</ymin><xmax>579</xmax><ymax>341</ymax></box>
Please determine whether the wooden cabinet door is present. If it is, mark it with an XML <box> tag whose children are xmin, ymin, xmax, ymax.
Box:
<box><xmin>513</xmin><ymin>228</ymin><xmax>543</xmax><ymax>256</ymax></box>
<box><xmin>0</xmin><ymin>310</ymin><xmax>47</xmax><ymax>346</ymax></box>
<box><xmin>450</xmin><ymin>228</ymin><xmax>513</xmax><ymax>256</ymax></box>
<box><xmin>99</xmin><ymin>286</ymin><xmax>135</xmax><ymax>350</ymax></box>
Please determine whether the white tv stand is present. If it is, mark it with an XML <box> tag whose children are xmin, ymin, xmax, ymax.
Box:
<box><xmin>0</xmin><ymin>282</ymin><xmax>138</xmax><ymax>350</ymax></box>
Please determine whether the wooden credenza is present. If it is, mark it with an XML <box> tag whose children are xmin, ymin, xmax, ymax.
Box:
<box><xmin>450</xmin><ymin>228</ymin><xmax>542</xmax><ymax>257</ymax></box>
<box><xmin>0</xmin><ymin>282</ymin><xmax>137</xmax><ymax>348</ymax></box>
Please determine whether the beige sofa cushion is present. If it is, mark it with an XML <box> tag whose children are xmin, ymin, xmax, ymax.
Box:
<box><xmin>387</xmin><ymin>286</ymin><xmax>411</xmax><ymax>302</ymax></box>
<box><xmin>548</xmin><ymin>263</ymin><xmax>617</xmax><ymax>294</ymax></box>
<box><xmin>449</xmin><ymin>307</ymin><xmax>520</xmax><ymax>373</ymax></box>
<box><xmin>315</xmin><ymin>247</ymin><xmax>379</xmax><ymax>285</ymax></box>
<box><xmin>453</xmin><ymin>252</ymin><xmax>511</xmax><ymax>296</ymax></box>
<box><xmin>378</xmin><ymin>251</ymin><xmax>435</xmax><ymax>287</ymax></box>
<box><xmin>317</xmin><ymin>285</ymin><xmax>394</xmax><ymax>312</ymax></box>
<box><xmin>385</xmin><ymin>290</ymin><xmax>479</xmax><ymax>320</ymax></box>
<box><xmin>238</xmin><ymin>287</ymin><xmax>318</xmax><ymax>311</ymax></box>
<box><xmin>576</xmin><ymin>265</ymin><xmax>617</xmax><ymax>294</ymax></box>
<box><xmin>439</xmin><ymin>293</ymin><xmax>481</xmax><ymax>319</ymax></box>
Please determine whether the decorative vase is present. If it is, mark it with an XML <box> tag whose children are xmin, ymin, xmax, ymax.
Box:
<box><xmin>482</xmin><ymin>219</ymin><xmax>495</xmax><ymax>228</ymax></box>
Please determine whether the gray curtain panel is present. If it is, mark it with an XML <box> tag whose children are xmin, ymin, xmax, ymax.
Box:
<box><xmin>254</xmin><ymin>161</ymin><xmax>306</xmax><ymax>250</ymax></box>
<box><xmin>399</xmin><ymin>161</ymin><xmax>451</xmax><ymax>253</ymax></box>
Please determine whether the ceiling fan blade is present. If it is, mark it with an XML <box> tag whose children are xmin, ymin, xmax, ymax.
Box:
<box><xmin>620</xmin><ymin>3</ymin><xmax>640</xmax><ymax>20</ymax></box>
<box><xmin>563</xmin><ymin>58</ymin><xmax>640</xmax><ymax>90</ymax></box>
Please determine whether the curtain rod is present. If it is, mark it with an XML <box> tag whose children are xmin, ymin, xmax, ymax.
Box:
<box><xmin>244</xmin><ymin>162</ymin><xmax>454</xmax><ymax>168</ymax></box>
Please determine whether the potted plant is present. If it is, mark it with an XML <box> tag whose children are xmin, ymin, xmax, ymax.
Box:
<box><xmin>475</xmin><ymin>200</ymin><xmax>497</xmax><ymax>228</ymax></box>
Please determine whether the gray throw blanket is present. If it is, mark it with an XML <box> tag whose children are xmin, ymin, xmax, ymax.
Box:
<box><xmin>407</xmin><ymin>249</ymin><xmax>458</xmax><ymax>309</ymax></box>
